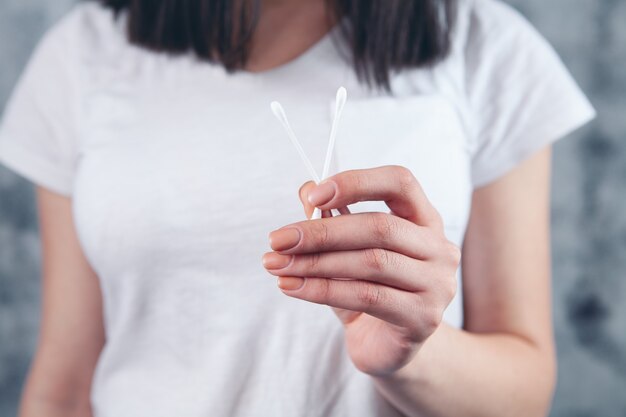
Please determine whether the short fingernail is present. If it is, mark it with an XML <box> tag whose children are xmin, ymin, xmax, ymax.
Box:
<box><xmin>262</xmin><ymin>253</ymin><xmax>293</xmax><ymax>269</ymax></box>
<box><xmin>277</xmin><ymin>277</ymin><xmax>305</xmax><ymax>291</ymax></box>
<box><xmin>308</xmin><ymin>180</ymin><xmax>337</xmax><ymax>206</ymax></box>
<box><xmin>269</xmin><ymin>227</ymin><xmax>302</xmax><ymax>251</ymax></box>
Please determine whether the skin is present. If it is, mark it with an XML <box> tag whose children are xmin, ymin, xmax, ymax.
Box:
<box><xmin>264</xmin><ymin>148</ymin><xmax>555</xmax><ymax>416</ymax></box>
<box><xmin>245</xmin><ymin>0</ymin><xmax>333</xmax><ymax>72</ymax></box>
<box><xmin>19</xmin><ymin>0</ymin><xmax>555</xmax><ymax>415</ymax></box>
<box><xmin>19</xmin><ymin>187</ymin><xmax>104</xmax><ymax>417</ymax></box>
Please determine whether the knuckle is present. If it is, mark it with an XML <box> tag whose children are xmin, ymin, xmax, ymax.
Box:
<box><xmin>412</xmin><ymin>296</ymin><xmax>444</xmax><ymax>341</ymax></box>
<box><xmin>312</xmin><ymin>222</ymin><xmax>331</xmax><ymax>247</ymax></box>
<box><xmin>368</xmin><ymin>212</ymin><xmax>396</xmax><ymax>244</ymax></box>
<box><xmin>435</xmin><ymin>238</ymin><xmax>461</xmax><ymax>265</ymax></box>
<box><xmin>443</xmin><ymin>274</ymin><xmax>458</xmax><ymax>302</ymax></box>
<box><xmin>344</xmin><ymin>168</ymin><xmax>380</xmax><ymax>203</ymax></box>
<box><xmin>357</xmin><ymin>283</ymin><xmax>385</xmax><ymax>307</ymax></box>
<box><xmin>307</xmin><ymin>252</ymin><xmax>323</xmax><ymax>272</ymax></box>
<box><xmin>346</xmin><ymin>169</ymin><xmax>366</xmax><ymax>199</ymax></box>
<box><xmin>445</xmin><ymin>240</ymin><xmax>462</xmax><ymax>266</ymax></box>
<box><xmin>395</xmin><ymin>165</ymin><xmax>417</xmax><ymax>187</ymax></box>
<box><xmin>363</xmin><ymin>248</ymin><xmax>391</xmax><ymax>273</ymax></box>
<box><xmin>312</xmin><ymin>278</ymin><xmax>332</xmax><ymax>303</ymax></box>
<box><xmin>427</xmin><ymin>312</ymin><xmax>443</xmax><ymax>335</ymax></box>
<box><xmin>432</xmin><ymin>211</ymin><xmax>445</xmax><ymax>230</ymax></box>
<box><xmin>423</xmin><ymin>304</ymin><xmax>444</xmax><ymax>336</ymax></box>
<box><xmin>393</xmin><ymin>166</ymin><xmax>418</xmax><ymax>197</ymax></box>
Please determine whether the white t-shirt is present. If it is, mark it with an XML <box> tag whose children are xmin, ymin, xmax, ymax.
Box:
<box><xmin>0</xmin><ymin>0</ymin><xmax>595</xmax><ymax>416</ymax></box>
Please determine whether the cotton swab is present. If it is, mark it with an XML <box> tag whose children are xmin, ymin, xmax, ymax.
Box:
<box><xmin>270</xmin><ymin>87</ymin><xmax>348</xmax><ymax>221</ymax></box>
<box><xmin>270</xmin><ymin>102</ymin><xmax>321</xmax><ymax>184</ymax></box>
<box><xmin>320</xmin><ymin>87</ymin><xmax>347</xmax><ymax>182</ymax></box>
<box><xmin>270</xmin><ymin>101</ymin><xmax>324</xmax><ymax>220</ymax></box>
<box><xmin>317</xmin><ymin>87</ymin><xmax>347</xmax><ymax>220</ymax></box>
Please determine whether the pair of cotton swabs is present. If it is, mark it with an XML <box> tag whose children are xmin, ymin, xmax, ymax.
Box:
<box><xmin>271</xmin><ymin>87</ymin><xmax>348</xmax><ymax>220</ymax></box>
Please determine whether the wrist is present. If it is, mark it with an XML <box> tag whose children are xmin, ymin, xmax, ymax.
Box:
<box><xmin>371</xmin><ymin>322</ymin><xmax>455</xmax><ymax>388</ymax></box>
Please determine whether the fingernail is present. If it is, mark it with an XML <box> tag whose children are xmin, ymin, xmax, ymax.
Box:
<box><xmin>277</xmin><ymin>277</ymin><xmax>305</xmax><ymax>291</ymax></box>
<box><xmin>262</xmin><ymin>253</ymin><xmax>293</xmax><ymax>269</ymax></box>
<box><xmin>308</xmin><ymin>180</ymin><xmax>337</xmax><ymax>206</ymax></box>
<box><xmin>269</xmin><ymin>227</ymin><xmax>302</xmax><ymax>251</ymax></box>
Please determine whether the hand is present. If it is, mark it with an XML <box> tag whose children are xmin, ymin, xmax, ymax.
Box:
<box><xmin>261</xmin><ymin>165</ymin><xmax>460</xmax><ymax>376</ymax></box>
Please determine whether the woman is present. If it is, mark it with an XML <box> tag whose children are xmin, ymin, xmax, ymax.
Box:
<box><xmin>0</xmin><ymin>0</ymin><xmax>595</xmax><ymax>416</ymax></box>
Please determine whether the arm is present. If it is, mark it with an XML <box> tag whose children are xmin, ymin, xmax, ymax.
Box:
<box><xmin>18</xmin><ymin>187</ymin><xmax>105</xmax><ymax>417</ymax></box>
<box><xmin>372</xmin><ymin>146</ymin><xmax>556</xmax><ymax>417</ymax></box>
<box><xmin>262</xmin><ymin>146</ymin><xmax>555</xmax><ymax>417</ymax></box>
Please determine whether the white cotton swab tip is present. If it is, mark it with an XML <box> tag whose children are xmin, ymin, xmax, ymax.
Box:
<box><xmin>320</xmin><ymin>86</ymin><xmax>347</xmax><ymax>182</ymax></box>
<box><xmin>312</xmin><ymin>87</ymin><xmax>348</xmax><ymax>220</ymax></box>
<box><xmin>335</xmin><ymin>87</ymin><xmax>347</xmax><ymax>113</ymax></box>
<box><xmin>270</xmin><ymin>101</ymin><xmax>288</xmax><ymax>126</ymax></box>
<box><xmin>270</xmin><ymin>101</ymin><xmax>321</xmax><ymax>184</ymax></box>
<box><xmin>270</xmin><ymin>87</ymin><xmax>348</xmax><ymax>222</ymax></box>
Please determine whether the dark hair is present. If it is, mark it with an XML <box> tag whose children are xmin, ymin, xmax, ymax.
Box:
<box><xmin>99</xmin><ymin>0</ymin><xmax>457</xmax><ymax>91</ymax></box>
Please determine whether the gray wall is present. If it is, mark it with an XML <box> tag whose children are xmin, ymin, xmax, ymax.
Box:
<box><xmin>0</xmin><ymin>1</ymin><xmax>624</xmax><ymax>416</ymax></box>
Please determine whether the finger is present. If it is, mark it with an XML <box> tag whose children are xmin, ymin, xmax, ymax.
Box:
<box><xmin>298</xmin><ymin>181</ymin><xmax>316</xmax><ymax>219</ymax></box>
<box><xmin>299</xmin><ymin>181</ymin><xmax>351</xmax><ymax>220</ymax></box>
<box><xmin>269</xmin><ymin>211</ymin><xmax>439</xmax><ymax>260</ymax></box>
<box><xmin>263</xmin><ymin>249</ymin><xmax>431</xmax><ymax>292</ymax></box>
<box><xmin>337</xmin><ymin>206</ymin><xmax>351</xmax><ymax>215</ymax></box>
<box><xmin>306</xmin><ymin>165</ymin><xmax>443</xmax><ymax>229</ymax></box>
<box><xmin>277</xmin><ymin>276</ymin><xmax>438</xmax><ymax>339</ymax></box>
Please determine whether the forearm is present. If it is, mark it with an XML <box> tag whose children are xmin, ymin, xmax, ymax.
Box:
<box><xmin>372</xmin><ymin>322</ymin><xmax>556</xmax><ymax>417</ymax></box>
<box><xmin>20</xmin><ymin>399</ymin><xmax>92</xmax><ymax>417</ymax></box>
<box><xmin>18</xmin><ymin>354</ymin><xmax>94</xmax><ymax>417</ymax></box>
<box><xmin>19</xmin><ymin>388</ymin><xmax>93</xmax><ymax>417</ymax></box>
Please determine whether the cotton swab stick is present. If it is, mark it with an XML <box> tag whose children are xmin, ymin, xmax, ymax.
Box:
<box><xmin>270</xmin><ymin>87</ymin><xmax>348</xmax><ymax>221</ymax></box>
<box><xmin>270</xmin><ymin>101</ymin><xmax>324</xmax><ymax>220</ymax></box>
<box><xmin>270</xmin><ymin>102</ymin><xmax>321</xmax><ymax>184</ymax></box>
<box><xmin>321</xmin><ymin>87</ymin><xmax>347</xmax><ymax>183</ymax></box>
<box><xmin>318</xmin><ymin>87</ymin><xmax>347</xmax><ymax>220</ymax></box>
<box><xmin>310</xmin><ymin>87</ymin><xmax>348</xmax><ymax>220</ymax></box>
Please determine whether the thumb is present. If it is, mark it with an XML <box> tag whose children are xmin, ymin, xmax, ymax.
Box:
<box><xmin>298</xmin><ymin>180</ymin><xmax>317</xmax><ymax>219</ymax></box>
<box><xmin>299</xmin><ymin>181</ymin><xmax>351</xmax><ymax>220</ymax></box>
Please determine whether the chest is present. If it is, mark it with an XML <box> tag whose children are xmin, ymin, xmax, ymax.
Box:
<box><xmin>71</xmin><ymin>76</ymin><xmax>473</xmax><ymax>279</ymax></box>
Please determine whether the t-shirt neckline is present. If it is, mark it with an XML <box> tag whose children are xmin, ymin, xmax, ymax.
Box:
<box><xmin>234</xmin><ymin>22</ymin><xmax>341</xmax><ymax>78</ymax></box>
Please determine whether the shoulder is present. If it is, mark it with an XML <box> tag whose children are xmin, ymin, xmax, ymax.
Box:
<box><xmin>49</xmin><ymin>1</ymin><xmax>122</xmax><ymax>38</ymax></box>
<box><xmin>36</xmin><ymin>1</ymin><xmax>128</xmax><ymax>62</ymax></box>
<box><xmin>455</xmin><ymin>0</ymin><xmax>539</xmax><ymax>41</ymax></box>
<box><xmin>452</xmin><ymin>0</ymin><xmax>556</xmax><ymax>65</ymax></box>
<box><xmin>450</xmin><ymin>0</ymin><xmax>595</xmax><ymax>188</ymax></box>
<box><xmin>465</xmin><ymin>0</ymin><xmax>532</xmax><ymax>32</ymax></box>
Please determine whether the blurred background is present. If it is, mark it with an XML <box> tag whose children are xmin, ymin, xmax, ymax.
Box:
<box><xmin>0</xmin><ymin>0</ymin><xmax>625</xmax><ymax>416</ymax></box>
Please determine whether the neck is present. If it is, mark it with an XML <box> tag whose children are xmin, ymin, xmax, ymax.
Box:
<box><xmin>245</xmin><ymin>0</ymin><xmax>333</xmax><ymax>72</ymax></box>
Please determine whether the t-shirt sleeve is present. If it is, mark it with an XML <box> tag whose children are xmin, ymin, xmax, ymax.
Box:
<box><xmin>0</xmin><ymin>9</ymin><xmax>82</xmax><ymax>197</ymax></box>
<box><xmin>465</xmin><ymin>0</ymin><xmax>596</xmax><ymax>188</ymax></box>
